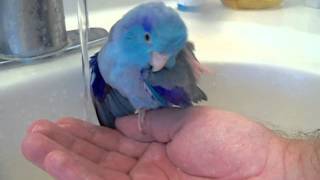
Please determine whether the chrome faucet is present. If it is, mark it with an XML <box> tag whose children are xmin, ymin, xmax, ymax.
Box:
<box><xmin>0</xmin><ymin>0</ymin><xmax>107</xmax><ymax>62</ymax></box>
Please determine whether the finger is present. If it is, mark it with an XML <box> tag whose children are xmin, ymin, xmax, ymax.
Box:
<box><xmin>44</xmin><ymin>150</ymin><xmax>129</xmax><ymax>180</ymax></box>
<box><xmin>29</xmin><ymin>120</ymin><xmax>136</xmax><ymax>173</ymax></box>
<box><xmin>56</xmin><ymin>118</ymin><xmax>149</xmax><ymax>158</ymax></box>
<box><xmin>116</xmin><ymin>107</ymin><xmax>205</xmax><ymax>142</ymax></box>
<box><xmin>21</xmin><ymin>132</ymin><xmax>64</xmax><ymax>170</ymax></box>
<box><xmin>27</xmin><ymin>119</ymin><xmax>49</xmax><ymax>134</ymax></box>
<box><xmin>21</xmin><ymin>133</ymin><xmax>130</xmax><ymax>180</ymax></box>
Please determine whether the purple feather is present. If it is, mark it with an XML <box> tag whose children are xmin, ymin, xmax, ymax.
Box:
<box><xmin>90</xmin><ymin>53</ymin><xmax>111</xmax><ymax>101</ymax></box>
<box><xmin>153</xmin><ymin>86</ymin><xmax>191</xmax><ymax>107</ymax></box>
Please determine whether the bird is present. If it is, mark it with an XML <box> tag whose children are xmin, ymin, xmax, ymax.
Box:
<box><xmin>90</xmin><ymin>2</ymin><xmax>208</xmax><ymax>130</ymax></box>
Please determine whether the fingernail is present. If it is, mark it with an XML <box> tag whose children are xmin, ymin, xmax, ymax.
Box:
<box><xmin>56</xmin><ymin>123</ymin><xmax>72</xmax><ymax>129</ymax></box>
<box><xmin>45</xmin><ymin>151</ymin><xmax>67</xmax><ymax>177</ymax></box>
<box><xmin>31</xmin><ymin>124</ymin><xmax>47</xmax><ymax>133</ymax></box>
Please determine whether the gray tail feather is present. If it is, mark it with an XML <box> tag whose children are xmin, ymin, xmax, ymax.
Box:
<box><xmin>93</xmin><ymin>98</ymin><xmax>116</xmax><ymax>128</ymax></box>
<box><xmin>92</xmin><ymin>89</ymin><xmax>135</xmax><ymax>128</ymax></box>
<box><xmin>192</xmin><ymin>86</ymin><xmax>208</xmax><ymax>103</ymax></box>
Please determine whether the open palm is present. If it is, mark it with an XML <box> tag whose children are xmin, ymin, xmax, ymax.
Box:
<box><xmin>22</xmin><ymin>107</ymin><xmax>287</xmax><ymax>180</ymax></box>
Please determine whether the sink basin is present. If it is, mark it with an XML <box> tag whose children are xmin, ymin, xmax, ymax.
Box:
<box><xmin>0</xmin><ymin>54</ymin><xmax>99</xmax><ymax>180</ymax></box>
<box><xmin>1</xmin><ymin>0</ymin><xmax>320</xmax><ymax>179</ymax></box>
<box><xmin>1</xmin><ymin>58</ymin><xmax>320</xmax><ymax>179</ymax></box>
<box><xmin>201</xmin><ymin>63</ymin><xmax>320</xmax><ymax>133</ymax></box>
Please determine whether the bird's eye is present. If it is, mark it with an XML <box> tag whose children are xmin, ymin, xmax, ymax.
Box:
<box><xmin>144</xmin><ymin>33</ymin><xmax>151</xmax><ymax>43</ymax></box>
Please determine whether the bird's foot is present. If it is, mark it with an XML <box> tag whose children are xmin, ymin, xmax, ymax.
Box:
<box><xmin>138</xmin><ymin>109</ymin><xmax>147</xmax><ymax>134</ymax></box>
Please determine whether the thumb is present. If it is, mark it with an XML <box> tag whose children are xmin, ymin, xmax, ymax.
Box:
<box><xmin>115</xmin><ymin>108</ymin><xmax>191</xmax><ymax>142</ymax></box>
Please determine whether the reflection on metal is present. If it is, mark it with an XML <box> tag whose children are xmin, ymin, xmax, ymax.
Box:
<box><xmin>0</xmin><ymin>28</ymin><xmax>108</xmax><ymax>65</ymax></box>
<box><xmin>0</xmin><ymin>0</ymin><xmax>107</xmax><ymax>65</ymax></box>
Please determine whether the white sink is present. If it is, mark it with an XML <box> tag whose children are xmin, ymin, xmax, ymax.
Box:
<box><xmin>1</xmin><ymin>0</ymin><xmax>320</xmax><ymax>179</ymax></box>
<box><xmin>200</xmin><ymin>63</ymin><xmax>320</xmax><ymax>133</ymax></box>
<box><xmin>0</xmin><ymin>54</ymin><xmax>93</xmax><ymax>180</ymax></box>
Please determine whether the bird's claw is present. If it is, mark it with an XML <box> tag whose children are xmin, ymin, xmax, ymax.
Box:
<box><xmin>138</xmin><ymin>109</ymin><xmax>147</xmax><ymax>134</ymax></box>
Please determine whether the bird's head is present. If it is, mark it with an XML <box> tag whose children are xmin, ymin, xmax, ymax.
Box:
<box><xmin>112</xmin><ymin>2</ymin><xmax>187</xmax><ymax>72</ymax></box>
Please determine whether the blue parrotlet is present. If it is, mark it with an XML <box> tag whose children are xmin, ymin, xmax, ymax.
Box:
<box><xmin>90</xmin><ymin>2</ymin><xmax>207</xmax><ymax>129</ymax></box>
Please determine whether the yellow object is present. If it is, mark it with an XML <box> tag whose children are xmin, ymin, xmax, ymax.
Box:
<box><xmin>221</xmin><ymin>0</ymin><xmax>282</xmax><ymax>9</ymax></box>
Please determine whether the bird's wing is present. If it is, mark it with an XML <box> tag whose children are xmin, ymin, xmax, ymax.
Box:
<box><xmin>142</xmin><ymin>42</ymin><xmax>207</xmax><ymax>108</ymax></box>
<box><xmin>90</xmin><ymin>53</ymin><xmax>135</xmax><ymax>128</ymax></box>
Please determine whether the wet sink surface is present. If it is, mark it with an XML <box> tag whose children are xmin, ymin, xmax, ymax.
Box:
<box><xmin>0</xmin><ymin>54</ymin><xmax>97</xmax><ymax>180</ymax></box>
<box><xmin>201</xmin><ymin>63</ymin><xmax>320</xmax><ymax>133</ymax></box>
<box><xmin>1</xmin><ymin>59</ymin><xmax>320</xmax><ymax>179</ymax></box>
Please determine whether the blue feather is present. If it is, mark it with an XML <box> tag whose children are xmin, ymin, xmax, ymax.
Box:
<box><xmin>143</xmin><ymin>81</ymin><xmax>168</xmax><ymax>106</ymax></box>
<box><xmin>142</xmin><ymin>16</ymin><xmax>152</xmax><ymax>32</ymax></box>
<box><xmin>90</xmin><ymin>52</ymin><xmax>135</xmax><ymax>128</ymax></box>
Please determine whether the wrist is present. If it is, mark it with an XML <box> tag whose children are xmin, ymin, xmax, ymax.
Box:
<box><xmin>284</xmin><ymin>138</ymin><xmax>320</xmax><ymax>180</ymax></box>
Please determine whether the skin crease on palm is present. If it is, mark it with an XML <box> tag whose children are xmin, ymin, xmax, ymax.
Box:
<box><xmin>21</xmin><ymin>106</ymin><xmax>319</xmax><ymax>180</ymax></box>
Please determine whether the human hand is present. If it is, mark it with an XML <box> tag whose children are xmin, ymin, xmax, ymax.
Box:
<box><xmin>21</xmin><ymin>107</ymin><xmax>320</xmax><ymax>180</ymax></box>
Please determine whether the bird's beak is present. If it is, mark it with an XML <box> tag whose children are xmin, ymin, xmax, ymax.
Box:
<box><xmin>150</xmin><ymin>52</ymin><xmax>169</xmax><ymax>72</ymax></box>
